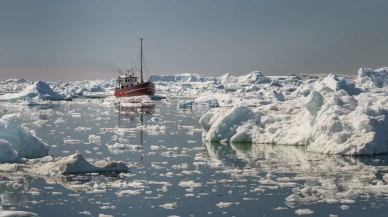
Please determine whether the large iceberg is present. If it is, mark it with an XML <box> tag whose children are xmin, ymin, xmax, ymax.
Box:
<box><xmin>0</xmin><ymin>113</ymin><xmax>49</xmax><ymax>159</ymax></box>
<box><xmin>199</xmin><ymin>70</ymin><xmax>388</xmax><ymax>155</ymax></box>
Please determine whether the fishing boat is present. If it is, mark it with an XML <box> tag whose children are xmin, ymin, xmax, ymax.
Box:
<box><xmin>114</xmin><ymin>38</ymin><xmax>156</xmax><ymax>97</ymax></box>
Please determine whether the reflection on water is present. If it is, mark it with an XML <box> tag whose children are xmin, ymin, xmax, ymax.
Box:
<box><xmin>116</xmin><ymin>104</ymin><xmax>155</xmax><ymax>127</ymax></box>
<box><xmin>117</xmin><ymin>103</ymin><xmax>155</xmax><ymax>116</ymax></box>
<box><xmin>0</xmin><ymin>176</ymin><xmax>29</xmax><ymax>205</ymax></box>
<box><xmin>203</xmin><ymin>141</ymin><xmax>388</xmax><ymax>207</ymax></box>
<box><xmin>3</xmin><ymin>99</ymin><xmax>388</xmax><ymax>217</ymax></box>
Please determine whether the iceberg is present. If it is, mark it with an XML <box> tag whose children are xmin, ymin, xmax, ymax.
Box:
<box><xmin>0</xmin><ymin>113</ymin><xmax>49</xmax><ymax>159</ymax></box>
<box><xmin>199</xmin><ymin>70</ymin><xmax>388</xmax><ymax>155</ymax></box>
<box><xmin>0</xmin><ymin>211</ymin><xmax>38</xmax><ymax>217</ymax></box>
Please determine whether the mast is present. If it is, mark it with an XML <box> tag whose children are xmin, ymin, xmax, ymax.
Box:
<box><xmin>139</xmin><ymin>37</ymin><xmax>144</xmax><ymax>83</ymax></box>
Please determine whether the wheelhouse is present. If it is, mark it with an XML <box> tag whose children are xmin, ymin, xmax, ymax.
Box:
<box><xmin>116</xmin><ymin>75</ymin><xmax>139</xmax><ymax>89</ymax></box>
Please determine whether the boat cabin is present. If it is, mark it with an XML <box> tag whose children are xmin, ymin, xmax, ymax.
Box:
<box><xmin>116</xmin><ymin>75</ymin><xmax>139</xmax><ymax>89</ymax></box>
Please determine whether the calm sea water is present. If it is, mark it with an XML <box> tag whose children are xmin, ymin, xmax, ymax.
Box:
<box><xmin>1</xmin><ymin>98</ymin><xmax>388</xmax><ymax>217</ymax></box>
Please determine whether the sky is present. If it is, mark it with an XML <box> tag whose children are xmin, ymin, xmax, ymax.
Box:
<box><xmin>0</xmin><ymin>0</ymin><xmax>387</xmax><ymax>81</ymax></box>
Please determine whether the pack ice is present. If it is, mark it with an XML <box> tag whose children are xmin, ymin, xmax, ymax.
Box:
<box><xmin>0</xmin><ymin>80</ymin><xmax>67</xmax><ymax>104</ymax></box>
<box><xmin>199</xmin><ymin>68</ymin><xmax>388</xmax><ymax>155</ymax></box>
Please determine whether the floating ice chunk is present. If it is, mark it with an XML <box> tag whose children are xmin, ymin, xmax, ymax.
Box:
<box><xmin>150</xmin><ymin>145</ymin><xmax>160</xmax><ymax>150</ymax></box>
<box><xmin>0</xmin><ymin>211</ymin><xmax>38</xmax><ymax>217</ymax></box>
<box><xmin>63</xmin><ymin>138</ymin><xmax>82</xmax><ymax>145</ymax></box>
<box><xmin>179</xmin><ymin>180</ymin><xmax>202</xmax><ymax>188</ymax></box>
<box><xmin>285</xmin><ymin>194</ymin><xmax>301</xmax><ymax>203</ymax></box>
<box><xmin>54</xmin><ymin>117</ymin><xmax>66</xmax><ymax>124</ymax></box>
<box><xmin>215</xmin><ymin>202</ymin><xmax>239</xmax><ymax>208</ymax></box>
<box><xmin>172</xmin><ymin>163</ymin><xmax>189</xmax><ymax>169</ymax></box>
<box><xmin>98</xmin><ymin>214</ymin><xmax>113</xmax><ymax>217</ymax></box>
<box><xmin>88</xmin><ymin>135</ymin><xmax>101</xmax><ymax>144</ymax></box>
<box><xmin>32</xmin><ymin>153</ymin><xmax>128</xmax><ymax>175</ymax></box>
<box><xmin>266</xmin><ymin>173</ymin><xmax>275</xmax><ymax>179</ymax></box>
<box><xmin>295</xmin><ymin>209</ymin><xmax>314</xmax><ymax>215</ymax></box>
<box><xmin>78</xmin><ymin>211</ymin><xmax>91</xmax><ymax>215</ymax></box>
<box><xmin>144</xmin><ymin>125</ymin><xmax>166</xmax><ymax>131</ymax></box>
<box><xmin>106</xmin><ymin>143</ymin><xmax>142</xmax><ymax>154</ymax></box>
<box><xmin>343</xmin><ymin>189</ymin><xmax>358</xmax><ymax>198</ymax></box>
<box><xmin>301</xmin><ymin>186</ymin><xmax>313</xmax><ymax>195</ymax></box>
<box><xmin>181</xmin><ymin>170</ymin><xmax>202</xmax><ymax>175</ymax></box>
<box><xmin>159</xmin><ymin>202</ymin><xmax>177</xmax><ymax>209</ymax></box>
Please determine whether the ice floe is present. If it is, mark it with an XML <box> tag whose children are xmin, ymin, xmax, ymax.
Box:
<box><xmin>32</xmin><ymin>153</ymin><xmax>128</xmax><ymax>175</ymax></box>
<box><xmin>0</xmin><ymin>210</ymin><xmax>38</xmax><ymax>217</ymax></box>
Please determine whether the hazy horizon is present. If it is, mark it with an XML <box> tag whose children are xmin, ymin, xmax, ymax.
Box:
<box><xmin>1</xmin><ymin>0</ymin><xmax>387</xmax><ymax>81</ymax></box>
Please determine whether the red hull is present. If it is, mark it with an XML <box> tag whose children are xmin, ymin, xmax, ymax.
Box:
<box><xmin>114</xmin><ymin>82</ymin><xmax>156</xmax><ymax>97</ymax></box>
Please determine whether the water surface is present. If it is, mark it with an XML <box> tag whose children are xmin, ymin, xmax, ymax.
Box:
<box><xmin>1</xmin><ymin>98</ymin><xmax>388</xmax><ymax>217</ymax></box>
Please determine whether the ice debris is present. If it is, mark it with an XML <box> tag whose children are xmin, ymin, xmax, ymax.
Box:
<box><xmin>32</xmin><ymin>153</ymin><xmax>128</xmax><ymax>175</ymax></box>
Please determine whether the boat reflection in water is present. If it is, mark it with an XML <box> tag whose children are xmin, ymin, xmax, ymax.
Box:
<box><xmin>116</xmin><ymin>103</ymin><xmax>155</xmax><ymax>122</ymax></box>
<box><xmin>115</xmin><ymin>103</ymin><xmax>155</xmax><ymax>161</ymax></box>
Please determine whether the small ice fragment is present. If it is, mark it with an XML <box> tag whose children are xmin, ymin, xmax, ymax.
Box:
<box><xmin>295</xmin><ymin>209</ymin><xmax>314</xmax><ymax>215</ymax></box>
<box><xmin>159</xmin><ymin>202</ymin><xmax>177</xmax><ymax>209</ymax></box>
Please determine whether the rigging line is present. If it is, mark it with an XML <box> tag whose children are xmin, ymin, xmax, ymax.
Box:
<box><xmin>142</xmin><ymin>52</ymin><xmax>151</xmax><ymax>78</ymax></box>
<box><xmin>141</xmin><ymin>51</ymin><xmax>148</xmax><ymax>79</ymax></box>
<box><xmin>133</xmin><ymin>48</ymin><xmax>141</xmax><ymax>75</ymax></box>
